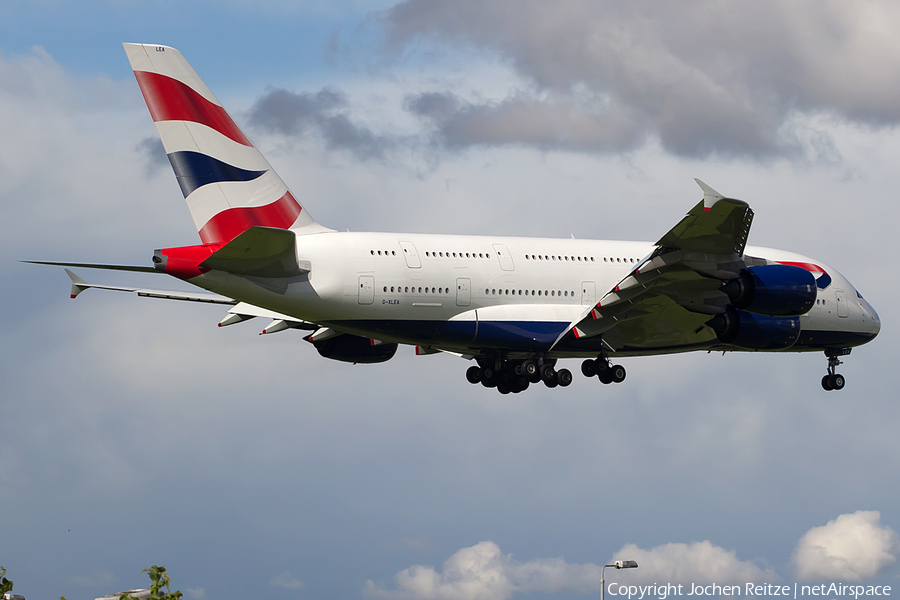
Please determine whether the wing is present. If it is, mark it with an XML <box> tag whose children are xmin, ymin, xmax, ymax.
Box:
<box><xmin>565</xmin><ymin>179</ymin><xmax>756</xmax><ymax>352</ymax></box>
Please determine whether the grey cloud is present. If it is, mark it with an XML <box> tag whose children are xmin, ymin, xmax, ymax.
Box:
<box><xmin>405</xmin><ymin>91</ymin><xmax>461</xmax><ymax>121</ymax></box>
<box><xmin>136</xmin><ymin>136</ymin><xmax>168</xmax><ymax>174</ymax></box>
<box><xmin>248</xmin><ymin>86</ymin><xmax>397</xmax><ymax>161</ymax></box>
<box><xmin>248</xmin><ymin>87</ymin><xmax>347</xmax><ymax>136</ymax></box>
<box><xmin>382</xmin><ymin>0</ymin><xmax>900</xmax><ymax>158</ymax></box>
<box><xmin>406</xmin><ymin>91</ymin><xmax>643</xmax><ymax>152</ymax></box>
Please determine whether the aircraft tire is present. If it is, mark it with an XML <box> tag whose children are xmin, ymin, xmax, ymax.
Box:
<box><xmin>466</xmin><ymin>366</ymin><xmax>482</xmax><ymax>384</ymax></box>
<box><xmin>540</xmin><ymin>364</ymin><xmax>556</xmax><ymax>382</ymax></box>
<box><xmin>498</xmin><ymin>383</ymin><xmax>511</xmax><ymax>394</ymax></box>
<box><xmin>821</xmin><ymin>375</ymin><xmax>833</xmax><ymax>391</ymax></box>
<box><xmin>557</xmin><ymin>368</ymin><xmax>573</xmax><ymax>387</ymax></box>
<box><xmin>611</xmin><ymin>364</ymin><xmax>626</xmax><ymax>383</ymax></box>
<box><xmin>831</xmin><ymin>374</ymin><xmax>845</xmax><ymax>390</ymax></box>
<box><xmin>581</xmin><ymin>359</ymin><xmax>596</xmax><ymax>377</ymax></box>
<box><xmin>599</xmin><ymin>370</ymin><xmax>614</xmax><ymax>384</ymax></box>
<box><xmin>481</xmin><ymin>367</ymin><xmax>498</xmax><ymax>388</ymax></box>
<box><xmin>544</xmin><ymin>373</ymin><xmax>559</xmax><ymax>388</ymax></box>
<box><xmin>522</xmin><ymin>359</ymin><xmax>539</xmax><ymax>378</ymax></box>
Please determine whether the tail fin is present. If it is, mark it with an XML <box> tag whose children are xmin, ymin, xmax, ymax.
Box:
<box><xmin>123</xmin><ymin>43</ymin><xmax>331</xmax><ymax>243</ymax></box>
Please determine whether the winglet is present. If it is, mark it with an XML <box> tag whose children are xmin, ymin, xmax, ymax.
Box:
<box><xmin>695</xmin><ymin>178</ymin><xmax>724</xmax><ymax>212</ymax></box>
<box><xmin>65</xmin><ymin>269</ymin><xmax>89</xmax><ymax>299</ymax></box>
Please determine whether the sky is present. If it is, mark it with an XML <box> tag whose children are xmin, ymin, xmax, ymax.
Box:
<box><xmin>1</xmin><ymin>1</ymin><xmax>899</xmax><ymax>599</ymax></box>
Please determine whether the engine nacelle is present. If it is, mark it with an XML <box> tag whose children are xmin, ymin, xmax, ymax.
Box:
<box><xmin>721</xmin><ymin>264</ymin><xmax>816</xmax><ymax>316</ymax></box>
<box><xmin>313</xmin><ymin>334</ymin><xmax>398</xmax><ymax>364</ymax></box>
<box><xmin>707</xmin><ymin>306</ymin><xmax>801</xmax><ymax>350</ymax></box>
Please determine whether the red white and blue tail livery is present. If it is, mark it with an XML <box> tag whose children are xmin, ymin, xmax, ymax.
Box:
<box><xmin>123</xmin><ymin>43</ymin><xmax>329</xmax><ymax>243</ymax></box>
<box><xmin>30</xmin><ymin>44</ymin><xmax>881</xmax><ymax>394</ymax></box>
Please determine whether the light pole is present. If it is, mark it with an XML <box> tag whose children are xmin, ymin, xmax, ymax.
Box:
<box><xmin>601</xmin><ymin>560</ymin><xmax>638</xmax><ymax>600</ymax></box>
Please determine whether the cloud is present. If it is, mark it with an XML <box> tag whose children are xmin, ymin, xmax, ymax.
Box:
<box><xmin>381</xmin><ymin>0</ymin><xmax>900</xmax><ymax>158</ymax></box>
<box><xmin>364</xmin><ymin>540</ymin><xmax>600</xmax><ymax>600</ymax></box>
<box><xmin>137</xmin><ymin>136</ymin><xmax>169</xmax><ymax>174</ymax></box>
<box><xmin>792</xmin><ymin>511</ymin><xmax>899</xmax><ymax>581</ymax></box>
<box><xmin>270</xmin><ymin>570</ymin><xmax>305</xmax><ymax>589</ymax></box>
<box><xmin>247</xmin><ymin>86</ymin><xmax>400</xmax><ymax>161</ymax></box>
<box><xmin>364</xmin><ymin>538</ymin><xmax>775</xmax><ymax>600</ymax></box>
<box><xmin>613</xmin><ymin>541</ymin><xmax>776</xmax><ymax>585</ymax></box>
<box><xmin>405</xmin><ymin>91</ymin><xmax>642</xmax><ymax>153</ymax></box>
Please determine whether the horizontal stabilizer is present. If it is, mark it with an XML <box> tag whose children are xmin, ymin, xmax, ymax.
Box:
<box><xmin>57</xmin><ymin>269</ymin><xmax>235</xmax><ymax>304</ymax></box>
<box><xmin>200</xmin><ymin>226</ymin><xmax>307</xmax><ymax>278</ymax></box>
<box><xmin>24</xmin><ymin>260</ymin><xmax>158</xmax><ymax>273</ymax></box>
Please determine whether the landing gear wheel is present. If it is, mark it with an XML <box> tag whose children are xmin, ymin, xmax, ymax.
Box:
<box><xmin>831</xmin><ymin>373</ymin><xmax>845</xmax><ymax>390</ymax></box>
<box><xmin>498</xmin><ymin>382</ymin><xmax>511</xmax><ymax>394</ymax></box>
<box><xmin>466</xmin><ymin>366</ymin><xmax>482</xmax><ymax>384</ymax></box>
<box><xmin>544</xmin><ymin>372</ymin><xmax>559</xmax><ymax>388</ymax></box>
<box><xmin>599</xmin><ymin>370</ymin><xmax>614</xmax><ymax>384</ymax></box>
<box><xmin>481</xmin><ymin>367</ymin><xmax>498</xmax><ymax>388</ymax></box>
<box><xmin>540</xmin><ymin>364</ymin><xmax>556</xmax><ymax>382</ymax></box>
<box><xmin>822</xmin><ymin>349</ymin><xmax>850</xmax><ymax>391</ymax></box>
<box><xmin>557</xmin><ymin>368</ymin><xmax>573</xmax><ymax>387</ymax></box>
<box><xmin>610</xmin><ymin>364</ymin><xmax>626</xmax><ymax>383</ymax></box>
<box><xmin>522</xmin><ymin>359</ymin><xmax>538</xmax><ymax>378</ymax></box>
<box><xmin>581</xmin><ymin>359</ymin><xmax>596</xmax><ymax>377</ymax></box>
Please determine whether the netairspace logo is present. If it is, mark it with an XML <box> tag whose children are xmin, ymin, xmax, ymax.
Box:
<box><xmin>607</xmin><ymin>583</ymin><xmax>893</xmax><ymax>600</ymax></box>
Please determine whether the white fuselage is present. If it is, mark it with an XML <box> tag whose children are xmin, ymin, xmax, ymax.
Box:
<box><xmin>190</xmin><ymin>231</ymin><xmax>880</xmax><ymax>357</ymax></box>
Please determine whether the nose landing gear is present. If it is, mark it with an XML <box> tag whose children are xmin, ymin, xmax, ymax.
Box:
<box><xmin>822</xmin><ymin>348</ymin><xmax>851</xmax><ymax>391</ymax></box>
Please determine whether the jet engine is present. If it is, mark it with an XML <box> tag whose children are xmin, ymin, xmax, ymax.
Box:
<box><xmin>312</xmin><ymin>334</ymin><xmax>398</xmax><ymax>364</ymax></box>
<box><xmin>707</xmin><ymin>305</ymin><xmax>801</xmax><ymax>350</ymax></box>
<box><xmin>721</xmin><ymin>264</ymin><xmax>816</xmax><ymax>316</ymax></box>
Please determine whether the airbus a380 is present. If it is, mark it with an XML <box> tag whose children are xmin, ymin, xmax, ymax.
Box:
<box><xmin>32</xmin><ymin>43</ymin><xmax>881</xmax><ymax>394</ymax></box>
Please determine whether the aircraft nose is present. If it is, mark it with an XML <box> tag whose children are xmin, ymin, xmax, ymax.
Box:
<box><xmin>871</xmin><ymin>303</ymin><xmax>881</xmax><ymax>337</ymax></box>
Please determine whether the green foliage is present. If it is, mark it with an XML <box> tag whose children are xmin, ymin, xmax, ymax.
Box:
<box><xmin>1</xmin><ymin>564</ymin><xmax>181</xmax><ymax>600</ymax></box>
<box><xmin>0</xmin><ymin>566</ymin><xmax>13</xmax><ymax>594</ymax></box>
<box><xmin>121</xmin><ymin>565</ymin><xmax>183</xmax><ymax>600</ymax></box>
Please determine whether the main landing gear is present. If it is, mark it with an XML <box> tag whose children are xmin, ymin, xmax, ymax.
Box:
<box><xmin>821</xmin><ymin>348</ymin><xmax>851</xmax><ymax>391</ymax></box>
<box><xmin>465</xmin><ymin>357</ymin><xmax>573</xmax><ymax>394</ymax></box>
<box><xmin>580</xmin><ymin>354</ymin><xmax>626</xmax><ymax>385</ymax></box>
<box><xmin>464</xmin><ymin>353</ymin><xmax>626</xmax><ymax>394</ymax></box>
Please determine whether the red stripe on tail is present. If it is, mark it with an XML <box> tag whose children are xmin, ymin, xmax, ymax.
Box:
<box><xmin>133</xmin><ymin>71</ymin><xmax>253</xmax><ymax>147</ymax></box>
<box><xmin>198</xmin><ymin>191</ymin><xmax>303</xmax><ymax>244</ymax></box>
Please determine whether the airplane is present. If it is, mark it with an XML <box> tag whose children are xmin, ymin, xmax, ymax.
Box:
<box><xmin>29</xmin><ymin>43</ymin><xmax>881</xmax><ymax>394</ymax></box>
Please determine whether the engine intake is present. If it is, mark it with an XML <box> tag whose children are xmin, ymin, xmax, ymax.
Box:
<box><xmin>721</xmin><ymin>264</ymin><xmax>816</xmax><ymax>316</ymax></box>
<box><xmin>707</xmin><ymin>306</ymin><xmax>801</xmax><ymax>350</ymax></box>
<box><xmin>313</xmin><ymin>334</ymin><xmax>398</xmax><ymax>364</ymax></box>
